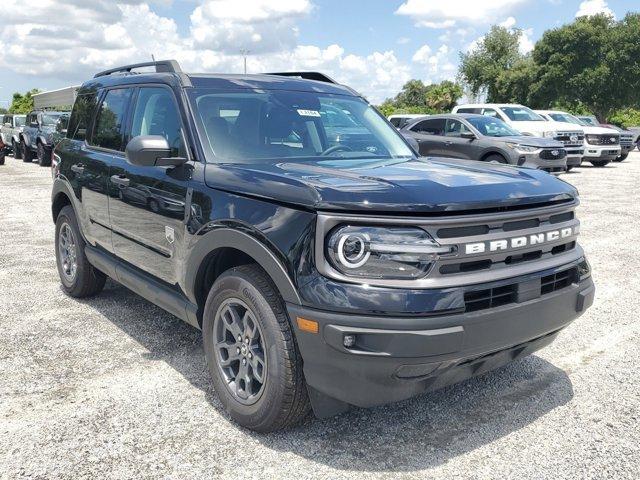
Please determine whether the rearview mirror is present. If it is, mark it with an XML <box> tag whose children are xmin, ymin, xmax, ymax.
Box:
<box><xmin>125</xmin><ymin>135</ymin><xmax>187</xmax><ymax>167</ymax></box>
<box><xmin>461</xmin><ymin>132</ymin><xmax>476</xmax><ymax>140</ymax></box>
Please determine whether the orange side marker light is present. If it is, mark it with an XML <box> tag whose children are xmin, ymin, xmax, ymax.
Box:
<box><xmin>296</xmin><ymin>317</ymin><xmax>319</xmax><ymax>334</ymax></box>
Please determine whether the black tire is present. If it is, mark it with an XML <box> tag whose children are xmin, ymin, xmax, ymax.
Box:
<box><xmin>0</xmin><ymin>150</ymin><xmax>5</xmax><ymax>165</ymax></box>
<box><xmin>484</xmin><ymin>154</ymin><xmax>508</xmax><ymax>164</ymax></box>
<box><xmin>21</xmin><ymin>140</ymin><xmax>33</xmax><ymax>162</ymax></box>
<box><xmin>13</xmin><ymin>140</ymin><xmax>23</xmax><ymax>159</ymax></box>
<box><xmin>566</xmin><ymin>165</ymin><xmax>574</xmax><ymax>172</ymax></box>
<box><xmin>37</xmin><ymin>142</ymin><xmax>51</xmax><ymax>166</ymax></box>
<box><xmin>203</xmin><ymin>264</ymin><xmax>310</xmax><ymax>432</ymax></box>
<box><xmin>55</xmin><ymin>205</ymin><xmax>106</xmax><ymax>298</ymax></box>
<box><xmin>614</xmin><ymin>153</ymin><xmax>628</xmax><ymax>162</ymax></box>
<box><xmin>590</xmin><ymin>160</ymin><xmax>610</xmax><ymax>167</ymax></box>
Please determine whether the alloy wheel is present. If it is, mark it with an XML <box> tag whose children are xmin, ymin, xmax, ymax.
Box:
<box><xmin>58</xmin><ymin>223</ymin><xmax>78</xmax><ymax>282</ymax></box>
<box><xmin>213</xmin><ymin>298</ymin><xmax>267</xmax><ymax>405</ymax></box>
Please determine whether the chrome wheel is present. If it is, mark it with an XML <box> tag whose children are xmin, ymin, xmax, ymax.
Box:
<box><xmin>213</xmin><ymin>298</ymin><xmax>267</xmax><ymax>405</ymax></box>
<box><xmin>58</xmin><ymin>223</ymin><xmax>78</xmax><ymax>282</ymax></box>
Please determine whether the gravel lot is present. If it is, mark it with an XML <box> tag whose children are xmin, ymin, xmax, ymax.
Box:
<box><xmin>1</xmin><ymin>153</ymin><xmax>639</xmax><ymax>480</ymax></box>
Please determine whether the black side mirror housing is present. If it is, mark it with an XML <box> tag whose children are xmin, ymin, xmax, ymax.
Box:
<box><xmin>461</xmin><ymin>132</ymin><xmax>476</xmax><ymax>140</ymax></box>
<box><xmin>125</xmin><ymin>135</ymin><xmax>187</xmax><ymax>167</ymax></box>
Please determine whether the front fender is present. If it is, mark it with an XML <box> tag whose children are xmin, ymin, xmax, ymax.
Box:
<box><xmin>184</xmin><ymin>228</ymin><xmax>302</xmax><ymax>307</ymax></box>
<box><xmin>37</xmin><ymin>135</ymin><xmax>50</xmax><ymax>146</ymax></box>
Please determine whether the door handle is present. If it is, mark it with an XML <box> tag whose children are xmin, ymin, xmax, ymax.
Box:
<box><xmin>71</xmin><ymin>164</ymin><xmax>84</xmax><ymax>174</ymax></box>
<box><xmin>445</xmin><ymin>141</ymin><xmax>452</xmax><ymax>146</ymax></box>
<box><xmin>110</xmin><ymin>174</ymin><xmax>130</xmax><ymax>187</ymax></box>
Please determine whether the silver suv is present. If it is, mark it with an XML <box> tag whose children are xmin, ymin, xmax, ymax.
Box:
<box><xmin>1</xmin><ymin>114</ymin><xmax>27</xmax><ymax>159</ymax></box>
<box><xmin>401</xmin><ymin>114</ymin><xmax>568</xmax><ymax>173</ymax></box>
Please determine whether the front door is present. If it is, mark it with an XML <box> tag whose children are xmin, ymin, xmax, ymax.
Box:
<box><xmin>443</xmin><ymin>119</ymin><xmax>476</xmax><ymax>159</ymax></box>
<box><xmin>108</xmin><ymin>86</ymin><xmax>190</xmax><ymax>285</ymax></box>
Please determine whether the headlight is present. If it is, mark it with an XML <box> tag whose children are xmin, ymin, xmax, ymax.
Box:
<box><xmin>326</xmin><ymin>226</ymin><xmax>453</xmax><ymax>280</ymax></box>
<box><xmin>585</xmin><ymin>134</ymin><xmax>599</xmax><ymax>144</ymax></box>
<box><xmin>506</xmin><ymin>143</ymin><xmax>540</xmax><ymax>153</ymax></box>
<box><xmin>542</xmin><ymin>131</ymin><xmax>557</xmax><ymax>138</ymax></box>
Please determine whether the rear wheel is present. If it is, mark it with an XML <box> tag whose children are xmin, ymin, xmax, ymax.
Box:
<box><xmin>203</xmin><ymin>264</ymin><xmax>310</xmax><ymax>432</ymax></box>
<box><xmin>55</xmin><ymin>205</ymin><xmax>106</xmax><ymax>297</ymax></box>
<box><xmin>13</xmin><ymin>140</ymin><xmax>23</xmax><ymax>159</ymax></box>
<box><xmin>21</xmin><ymin>140</ymin><xmax>33</xmax><ymax>162</ymax></box>
<box><xmin>590</xmin><ymin>160</ymin><xmax>610</xmax><ymax>167</ymax></box>
<box><xmin>36</xmin><ymin>142</ymin><xmax>51</xmax><ymax>166</ymax></box>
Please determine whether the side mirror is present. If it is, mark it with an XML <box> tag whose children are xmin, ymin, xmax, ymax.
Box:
<box><xmin>125</xmin><ymin>135</ymin><xmax>187</xmax><ymax>167</ymax></box>
<box><xmin>461</xmin><ymin>131</ymin><xmax>476</xmax><ymax>140</ymax></box>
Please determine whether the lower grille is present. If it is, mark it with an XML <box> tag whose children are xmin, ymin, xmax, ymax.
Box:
<box><xmin>464</xmin><ymin>266</ymin><xmax>578</xmax><ymax>313</ymax></box>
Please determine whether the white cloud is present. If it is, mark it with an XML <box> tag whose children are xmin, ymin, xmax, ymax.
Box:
<box><xmin>519</xmin><ymin>28</ymin><xmax>535</xmax><ymax>54</ymax></box>
<box><xmin>575</xmin><ymin>0</ymin><xmax>615</xmax><ymax>18</ymax></box>
<box><xmin>412</xmin><ymin>44</ymin><xmax>457</xmax><ymax>83</ymax></box>
<box><xmin>396</xmin><ymin>37</ymin><xmax>411</xmax><ymax>45</ymax></box>
<box><xmin>499</xmin><ymin>16</ymin><xmax>517</xmax><ymax>28</ymax></box>
<box><xmin>396</xmin><ymin>0</ymin><xmax>528</xmax><ymax>28</ymax></box>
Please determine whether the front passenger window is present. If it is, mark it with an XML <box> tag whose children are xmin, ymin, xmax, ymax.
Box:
<box><xmin>130</xmin><ymin>88</ymin><xmax>185</xmax><ymax>157</ymax></box>
<box><xmin>445</xmin><ymin>120</ymin><xmax>471</xmax><ymax>137</ymax></box>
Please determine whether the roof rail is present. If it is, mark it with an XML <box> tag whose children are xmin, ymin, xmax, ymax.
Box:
<box><xmin>94</xmin><ymin>60</ymin><xmax>182</xmax><ymax>78</ymax></box>
<box><xmin>265</xmin><ymin>71</ymin><xmax>338</xmax><ymax>84</ymax></box>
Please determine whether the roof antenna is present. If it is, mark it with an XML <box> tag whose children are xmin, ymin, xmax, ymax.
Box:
<box><xmin>151</xmin><ymin>54</ymin><xmax>156</xmax><ymax>61</ymax></box>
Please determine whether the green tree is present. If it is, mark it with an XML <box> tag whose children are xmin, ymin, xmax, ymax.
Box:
<box><xmin>493</xmin><ymin>57</ymin><xmax>537</xmax><ymax>105</ymax></box>
<box><xmin>458</xmin><ymin>26</ymin><xmax>523</xmax><ymax>102</ymax></box>
<box><xmin>609</xmin><ymin>108</ymin><xmax>640</xmax><ymax>128</ymax></box>
<box><xmin>530</xmin><ymin>13</ymin><xmax>640</xmax><ymax>121</ymax></box>
<box><xmin>424</xmin><ymin>81</ymin><xmax>464</xmax><ymax>112</ymax></box>
<box><xmin>0</xmin><ymin>107</ymin><xmax>7</xmax><ymax>115</ymax></box>
<box><xmin>8</xmin><ymin>89</ymin><xmax>41</xmax><ymax>114</ymax></box>
<box><xmin>394</xmin><ymin>79</ymin><xmax>430</xmax><ymax>108</ymax></box>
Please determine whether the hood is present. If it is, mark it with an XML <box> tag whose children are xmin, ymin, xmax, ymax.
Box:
<box><xmin>204</xmin><ymin>157</ymin><xmax>577</xmax><ymax>214</ymax></box>
<box><xmin>493</xmin><ymin>136</ymin><xmax>564</xmax><ymax>148</ymax></box>
<box><xmin>580</xmin><ymin>125</ymin><xmax>619</xmax><ymax>135</ymax></box>
<box><xmin>511</xmin><ymin>120</ymin><xmax>583</xmax><ymax>136</ymax></box>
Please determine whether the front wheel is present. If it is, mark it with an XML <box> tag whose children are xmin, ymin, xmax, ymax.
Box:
<box><xmin>203</xmin><ymin>264</ymin><xmax>310</xmax><ymax>432</ymax></box>
<box><xmin>21</xmin><ymin>140</ymin><xmax>33</xmax><ymax>162</ymax></box>
<box><xmin>37</xmin><ymin>142</ymin><xmax>51</xmax><ymax>166</ymax></box>
<box><xmin>484</xmin><ymin>154</ymin><xmax>508</xmax><ymax>164</ymax></box>
<box><xmin>614</xmin><ymin>153</ymin><xmax>628</xmax><ymax>162</ymax></box>
<box><xmin>55</xmin><ymin>205</ymin><xmax>106</xmax><ymax>297</ymax></box>
<box><xmin>13</xmin><ymin>140</ymin><xmax>23</xmax><ymax>159</ymax></box>
<box><xmin>590</xmin><ymin>160</ymin><xmax>610</xmax><ymax>167</ymax></box>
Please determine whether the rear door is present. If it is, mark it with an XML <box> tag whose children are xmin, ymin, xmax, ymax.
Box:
<box><xmin>108</xmin><ymin>85</ymin><xmax>190</xmax><ymax>284</ymax></box>
<box><xmin>408</xmin><ymin>118</ymin><xmax>446</xmax><ymax>156</ymax></box>
<box><xmin>79</xmin><ymin>87</ymin><xmax>134</xmax><ymax>250</ymax></box>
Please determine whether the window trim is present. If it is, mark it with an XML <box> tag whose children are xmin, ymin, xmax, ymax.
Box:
<box><xmin>411</xmin><ymin>118</ymin><xmax>446</xmax><ymax>136</ymax></box>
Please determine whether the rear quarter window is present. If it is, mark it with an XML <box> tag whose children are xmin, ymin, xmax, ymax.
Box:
<box><xmin>68</xmin><ymin>92</ymin><xmax>99</xmax><ymax>141</ymax></box>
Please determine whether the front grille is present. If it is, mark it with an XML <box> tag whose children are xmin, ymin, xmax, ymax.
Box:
<box><xmin>539</xmin><ymin>148</ymin><xmax>567</xmax><ymax>160</ymax></box>
<box><xmin>619</xmin><ymin>134</ymin><xmax>634</xmax><ymax>146</ymax></box>
<box><xmin>587</xmin><ymin>134</ymin><xmax>619</xmax><ymax>145</ymax></box>
<box><xmin>464</xmin><ymin>266</ymin><xmax>578</xmax><ymax>313</ymax></box>
<box><xmin>464</xmin><ymin>284</ymin><xmax>517</xmax><ymax>312</ymax></box>
<box><xmin>555</xmin><ymin>131</ymin><xmax>584</xmax><ymax>148</ymax></box>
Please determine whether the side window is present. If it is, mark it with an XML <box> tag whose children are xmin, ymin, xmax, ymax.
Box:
<box><xmin>130</xmin><ymin>87</ymin><xmax>185</xmax><ymax>157</ymax></box>
<box><xmin>389</xmin><ymin>117</ymin><xmax>401</xmax><ymax>128</ymax></box>
<box><xmin>482</xmin><ymin>109</ymin><xmax>499</xmax><ymax>118</ymax></box>
<box><xmin>445</xmin><ymin>119</ymin><xmax>471</xmax><ymax>137</ymax></box>
<box><xmin>68</xmin><ymin>92</ymin><xmax>98</xmax><ymax>141</ymax></box>
<box><xmin>91</xmin><ymin>88</ymin><xmax>132</xmax><ymax>151</ymax></box>
<box><xmin>412</xmin><ymin>118</ymin><xmax>446</xmax><ymax>135</ymax></box>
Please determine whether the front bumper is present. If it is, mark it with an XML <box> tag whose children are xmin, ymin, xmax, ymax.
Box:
<box><xmin>584</xmin><ymin>145</ymin><xmax>620</xmax><ymax>160</ymax></box>
<box><xmin>566</xmin><ymin>152</ymin><xmax>583</xmax><ymax>167</ymax></box>
<box><xmin>290</xmin><ymin>270</ymin><xmax>594</xmax><ymax>414</ymax></box>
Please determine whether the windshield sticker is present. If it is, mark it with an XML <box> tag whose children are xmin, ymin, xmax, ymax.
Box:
<box><xmin>297</xmin><ymin>109</ymin><xmax>321</xmax><ymax>117</ymax></box>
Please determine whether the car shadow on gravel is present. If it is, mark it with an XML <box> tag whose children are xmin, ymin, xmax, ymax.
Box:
<box><xmin>83</xmin><ymin>280</ymin><xmax>574</xmax><ymax>474</ymax></box>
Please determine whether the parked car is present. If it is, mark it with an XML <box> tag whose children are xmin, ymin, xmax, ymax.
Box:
<box><xmin>387</xmin><ymin>113</ymin><xmax>427</xmax><ymax>129</ymax></box>
<box><xmin>578</xmin><ymin>115</ymin><xmax>639</xmax><ymax>158</ymax></box>
<box><xmin>536</xmin><ymin>110</ymin><xmax>621</xmax><ymax>166</ymax></box>
<box><xmin>52</xmin><ymin>60</ymin><xmax>594</xmax><ymax>432</ymax></box>
<box><xmin>20</xmin><ymin>110</ymin><xmax>67</xmax><ymax>166</ymax></box>
<box><xmin>1</xmin><ymin>113</ymin><xmax>27</xmax><ymax>159</ymax></box>
<box><xmin>453</xmin><ymin>104</ymin><xmax>585</xmax><ymax>170</ymax></box>
<box><xmin>401</xmin><ymin>114</ymin><xmax>567</xmax><ymax>173</ymax></box>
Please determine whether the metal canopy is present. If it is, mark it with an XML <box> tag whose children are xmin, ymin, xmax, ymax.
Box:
<box><xmin>32</xmin><ymin>86</ymin><xmax>79</xmax><ymax>110</ymax></box>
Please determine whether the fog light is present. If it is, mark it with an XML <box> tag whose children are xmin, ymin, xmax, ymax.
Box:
<box><xmin>343</xmin><ymin>334</ymin><xmax>356</xmax><ymax>348</ymax></box>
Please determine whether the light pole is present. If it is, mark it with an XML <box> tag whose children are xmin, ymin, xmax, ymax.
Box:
<box><xmin>240</xmin><ymin>49</ymin><xmax>250</xmax><ymax>74</ymax></box>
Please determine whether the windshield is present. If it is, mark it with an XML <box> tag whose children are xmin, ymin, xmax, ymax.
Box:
<box><xmin>189</xmin><ymin>89</ymin><xmax>414</xmax><ymax>163</ymax></box>
<box><xmin>549</xmin><ymin>113</ymin><xmax>585</xmax><ymax>126</ymax></box>
<box><xmin>14</xmin><ymin>116</ymin><xmax>26</xmax><ymax>127</ymax></box>
<box><xmin>42</xmin><ymin>113</ymin><xmax>62</xmax><ymax>126</ymax></box>
<box><xmin>579</xmin><ymin>116</ymin><xmax>599</xmax><ymax>127</ymax></box>
<box><xmin>501</xmin><ymin>106</ymin><xmax>545</xmax><ymax>122</ymax></box>
<box><xmin>466</xmin><ymin>116</ymin><xmax>521</xmax><ymax>137</ymax></box>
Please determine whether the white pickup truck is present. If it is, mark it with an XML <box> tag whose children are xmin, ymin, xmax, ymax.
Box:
<box><xmin>536</xmin><ymin>110</ymin><xmax>620</xmax><ymax>167</ymax></box>
<box><xmin>453</xmin><ymin>104</ymin><xmax>585</xmax><ymax>170</ymax></box>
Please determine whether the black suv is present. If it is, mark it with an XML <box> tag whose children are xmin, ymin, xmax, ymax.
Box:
<box><xmin>52</xmin><ymin>60</ymin><xmax>595</xmax><ymax>432</ymax></box>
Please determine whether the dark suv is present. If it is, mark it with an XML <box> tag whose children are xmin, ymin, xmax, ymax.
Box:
<box><xmin>52</xmin><ymin>60</ymin><xmax>595</xmax><ymax>432</ymax></box>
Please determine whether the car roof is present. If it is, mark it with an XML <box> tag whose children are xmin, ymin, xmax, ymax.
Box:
<box><xmin>455</xmin><ymin>103</ymin><xmax>524</xmax><ymax>109</ymax></box>
<box><xmin>78</xmin><ymin>71</ymin><xmax>357</xmax><ymax>97</ymax></box>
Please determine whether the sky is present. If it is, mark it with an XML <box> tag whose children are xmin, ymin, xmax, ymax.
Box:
<box><xmin>0</xmin><ymin>0</ymin><xmax>636</xmax><ymax>107</ymax></box>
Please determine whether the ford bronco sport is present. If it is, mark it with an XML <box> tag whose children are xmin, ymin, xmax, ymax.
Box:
<box><xmin>52</xmin><ymin>60</ymin><xmax>595</xmax><ymax>432</ymax></box>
